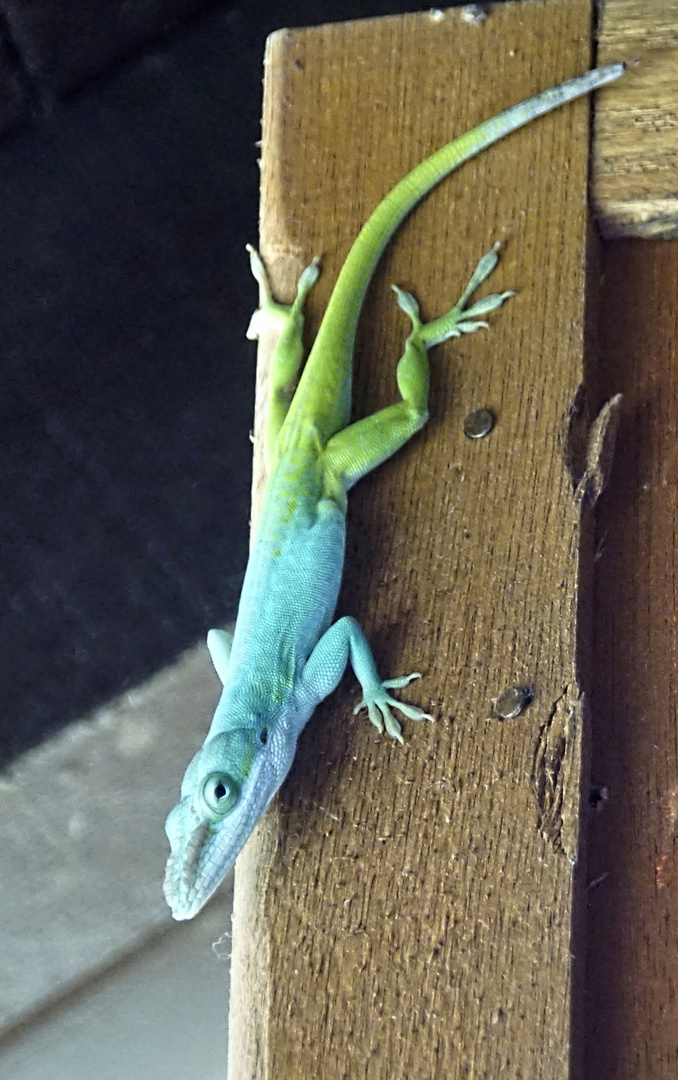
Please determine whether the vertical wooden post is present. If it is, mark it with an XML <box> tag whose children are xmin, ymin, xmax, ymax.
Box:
<box><xmin>229</xmin><ymin>3</ymin><xmax>605</xmax><ymax>1077</ymax></box>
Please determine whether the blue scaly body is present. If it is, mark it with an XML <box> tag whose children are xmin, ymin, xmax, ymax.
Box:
<box><xmin>163</xmin><ymin>63</ymin><xmax>625</xmax><ymax>920</ymax></box>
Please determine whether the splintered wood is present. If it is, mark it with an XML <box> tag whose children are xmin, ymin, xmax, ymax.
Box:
<box><xmin>229</xmin><ymin>2</ymin><xmax>604</xmax><ymax>1077</ymax></box>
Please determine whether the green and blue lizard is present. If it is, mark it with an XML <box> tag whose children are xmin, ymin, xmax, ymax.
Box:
<box><xmin>164</xmin><ymin>63</ymin><xmax>625</xmax><ymax>920</ymax></box>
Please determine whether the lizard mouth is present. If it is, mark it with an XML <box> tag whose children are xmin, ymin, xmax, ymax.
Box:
<box><xmin>163</xmin><ymin>817</ymin><xmax>211</xmax><ymax>921</ymax></box>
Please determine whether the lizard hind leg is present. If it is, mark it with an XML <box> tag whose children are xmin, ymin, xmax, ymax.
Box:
<box><xmin>323</xmin><ymin>243</ymin><xmax>513</xmax><ymax>491</ymax></box>
<box><xmin>245</xmin><ymin>246</ymin><xmax>320</xmax><ymax>469</ymax></box>
<box><xmin>405</xmin><ymin>241</ymin><xmax>514</xmax><ymax>349</ymax></box>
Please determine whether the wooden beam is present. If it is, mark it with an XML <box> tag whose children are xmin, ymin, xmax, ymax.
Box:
<box><xmin>584</xmin><ymin>238</ymin><xmax>678</xmax><ymax>1078</ymax></box>
<box><xmin>594</xmin><ymin>0</ymin><xmax>678</xmax><ymax>237</ymax></box>
<box><xmin>229</xmin><ymin>3</ymin><xmax>603</xmax><ymax>1077</ymax></box>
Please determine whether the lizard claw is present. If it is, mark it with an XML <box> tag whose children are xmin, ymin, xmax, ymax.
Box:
<box><xmin>353</xmin><ymin>672</ymin><xmax>433</xmax><ymax>743</ymax></box>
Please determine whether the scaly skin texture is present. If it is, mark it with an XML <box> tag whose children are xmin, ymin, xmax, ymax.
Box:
<box><xmin>163</xmin><ymin>64</ymin><xmax>626</xmax><ymax>920</ymax></box>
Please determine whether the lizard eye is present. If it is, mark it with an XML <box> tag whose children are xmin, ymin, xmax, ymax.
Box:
<box><xmin>200</xmin><ymin>772</ymin><xmax>240</xmax><ymax>817</ymax></box>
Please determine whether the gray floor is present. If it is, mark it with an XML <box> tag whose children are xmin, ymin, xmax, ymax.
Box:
<box><xmin>0</xmin><ymin>885</ymin><xmax>233</xmax><ymax>1080</ymax></box>
<box><xmin>0</xmin><ymin>642</ymin><xmax>233</xmax><ymax>1078</ymax></box>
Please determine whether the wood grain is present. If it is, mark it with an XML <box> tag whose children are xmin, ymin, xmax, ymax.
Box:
<box><xmin>594</xmin><ymin>0</ymin><xmax>678</xmax><ymax>237</ymax></box>
<box><xmin>229</xmin><ymin>3</ymin><xmax>601</xmax><ymax>1077</ymax></box>
<box><xmin>585</xmin><ymin>238</ymin><xmax>678</xmax><ymax>1080</ymax></box>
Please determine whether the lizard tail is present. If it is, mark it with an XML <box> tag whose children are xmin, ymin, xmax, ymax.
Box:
<box><xmin>293</xmin><ymin>62</ymin><xmax>625</xmax><ymax>437</ymax></box>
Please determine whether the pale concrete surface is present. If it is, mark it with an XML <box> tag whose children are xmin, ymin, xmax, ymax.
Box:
<box><xmin>0</xmin><ymin>642</ymin><xmax>225</xmax><ymax>1034</ymax></box>
<box><xmin>0</xmin><ymin>881</ymin><xmax>232</xmax><ymax>1080</ymax></box>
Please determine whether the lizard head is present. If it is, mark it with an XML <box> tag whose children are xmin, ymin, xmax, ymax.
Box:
<box><xmin>163</xmin><ymin>721</ymin><xmax>292</xmax><ymax>920</ymax></box>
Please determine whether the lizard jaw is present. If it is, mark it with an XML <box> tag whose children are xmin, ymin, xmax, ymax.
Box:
<box><xmin>164</xmin><ymin>720</ymin><xmax>299</xmax><ymax>918</ymax></box>
<box><xmin>163</xmin><ymin>757</ymin><xmax>279</xmax><ymax>920</ymax></box>
<box><xmin>163</xmin><ymin>811</ymin><xmax>215</xmax><ymax>920</ymax></box>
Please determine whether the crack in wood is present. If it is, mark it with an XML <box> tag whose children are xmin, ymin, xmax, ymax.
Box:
<box><xmin>531</xmin><ymin>684</ymin><xmax>584</xmax><ymax>862</ymax></box>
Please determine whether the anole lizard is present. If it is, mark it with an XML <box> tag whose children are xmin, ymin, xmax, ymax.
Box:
<box><xmin>164</xmin><ymin>62</ymin><xmax>626</xmax><ymax>920</ymax></box>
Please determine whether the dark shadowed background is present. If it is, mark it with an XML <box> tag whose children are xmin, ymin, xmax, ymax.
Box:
<box><xmin>0</xmin><ymin>0</ymin><xmax>429</xmax><ymax>764</ymax></box>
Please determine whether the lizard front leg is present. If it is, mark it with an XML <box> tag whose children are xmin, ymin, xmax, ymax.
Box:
<box><xmin>299</xmin><ymin>615</ymin><xmax>432</xmax><ymax>744</ymax></box>
<box><xmin>206</xmin><ymin>627</ymin><xmax>233</xmax><ymax>685</ymax></box>
<box><xmin>245</xmin><ymin>245</ymin><xmax>320</xmax><ymax>469</ymax></box>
